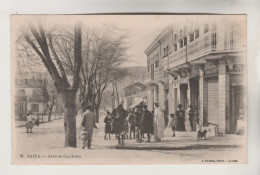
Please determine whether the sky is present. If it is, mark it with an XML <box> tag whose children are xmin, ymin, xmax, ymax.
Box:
<box><xmin>11</xmin><ymin>15</ymin><xmax>193</xmax><ymax>67</ymax></box>
<box><xmin>11</xmin><ymin>15</ymin><xmax>245</xmax><ymax>68</ymax></box>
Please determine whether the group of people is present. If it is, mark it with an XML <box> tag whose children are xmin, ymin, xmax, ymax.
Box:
<box><xmin>167</xmin><ymin>104</ymin><xmax>200</xmax><ymax>138</ymax></box>
<box><xmin>102</xmin><ymin>102</ymin><xmax>202</xmax><ymax>145</ymax></box>
<box><xmin>188</xmin><ymin>105</ymin><xmax>200</xmax><ymax>131</ymax></box>
<box><xmin>102</xmin><ymin>101</ymin><xmax>169</xmax><ymax>145</ymax></box>
<box><xmin>103</xmin><ymin>103</ymin><xmax>155</xmax><ymax>145</ymax></box>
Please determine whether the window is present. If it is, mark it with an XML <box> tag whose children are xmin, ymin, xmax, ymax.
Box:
<box><xmin>174</xmin><ymin>34</ymin><xmax>177</xmax><ymax>44</ymax></box>
<box><xmin>151</xmin><ymin>64</ymin><xmax>154</xmax><ymax>80</ymax></box>
<box><xmin>195</xmin><ymin>29</ymin><xmax>199</xmax><ymax>39</ymax></box>
<box><xmin>155</xmin><ymin>61</ymin><xmax>159</xmax><ymax>68</ymax></box>
<box><xmin>230</xmin><ymin>26</ymin><xmax>234</xmax><ymax>49</ymax></box>
<box><xmin>211</xmin><ymin>32</ymin><xmax>217</xmax><ymax>50</ymax></box>
<box><xmin>190</xmin><ymin>33</ymin><xmax>194</xmax><ymax>42</ymax></box>
<box><xmin>148</xmin><ymin>66</ymin><xmax>150</xmax><ymax>72</ymax></box>
<box><xmin>179</xmin><ymin>39</ymin><xmax>183</xmax><ymax>48</ymax></box>
<box><xmin>174</xmin><ymin>44</ymin><xmax>177</xmax><ymax>51</ymax></box>
<box><xmin>183</xmin><ymin>38</ymin><xmax>187</xmax><ymax>46</ymax></box>
<box><xmin>163</xmin><ymin>46</ymin><xmax>169</xmax><ymax>57</ymax></box>
<box><xmin>19</xmin><ymin>89</ymin><xmax>25</xmax><ymax>95</ymax></box>
<box><xmin>204</xmin><ymin>24</ymin><xmax>209</xmax><ymax>33</ymax></box>
<box><xmin>31</xmin><ymin>104</ymin><xmax>39</xmax><ymax>112</ymax></box>
<box><xmin>224</xmin><ymin>31</ymin><xmax>228</xmax><ymax>50</ymax></box>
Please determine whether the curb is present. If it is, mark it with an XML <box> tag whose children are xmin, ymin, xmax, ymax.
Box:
<box><xmin>114</xmin><ymin>144</ymin><xmax>242</xmax><ymax>150</ymax></box>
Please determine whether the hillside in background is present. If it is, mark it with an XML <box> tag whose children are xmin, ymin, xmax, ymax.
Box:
<box><xmin>100</xmin><ymin>66</ymin><xmax>147</xmax><ymax>110</ymax></box>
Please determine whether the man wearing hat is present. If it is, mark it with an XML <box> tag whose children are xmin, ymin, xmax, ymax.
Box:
<box><xmin>142</xmin><ymin>105</ymin><xmax>153</xmax><ymax>142</ymax></box>
<box><xmin>111</xmin><ymin>103</ymin><xmax>128</xmax><ymax>145</ymax></box>
<box><xmin>81</xmin><ymin>105</ymin><xmax>96</xmax><ymax>149</ymax></box>
<box><xmin>134</xmin><ymin>105</ymin><xmax>143</xmax><ymax>142</ymax></box>
<box><xmin>176</xmin><ymin>104</ymin><xmax>186</xmax><ymax>131</ymax></box>
<box><xmin>128</xmin><ymin>108</ymin><xmax>136</xmax><ymax>139</ymax></box>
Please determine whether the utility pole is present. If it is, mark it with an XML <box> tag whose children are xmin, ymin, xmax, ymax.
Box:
<box><xmin>112</xmin><ymin>82</ymin><xmax>115</xmax><ymax>111</ymax></box>
<box><xmin>115</xmin><ymin>81</ymin><xmax>120</xmax><ymax>106</ymax></box>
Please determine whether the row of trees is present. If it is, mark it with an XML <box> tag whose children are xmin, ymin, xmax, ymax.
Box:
<box><xmin>16</xmin><ymin>21</ymin><xmax>129</xmax><ymax>147</ymax></box>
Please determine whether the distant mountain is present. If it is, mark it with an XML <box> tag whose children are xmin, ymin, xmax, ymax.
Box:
<box><xmin>117</xmin><ymin>66</ymin><xmax>147</xmax><ymax>89</ymax></box>
<box><xmin>100</xmin><ymin>66</ymin><xmax>147</xmax><ymax>109</ymax></box>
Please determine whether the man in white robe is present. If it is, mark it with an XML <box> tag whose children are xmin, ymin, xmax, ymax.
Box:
<box><xmin>153</xmin><ymin>102</ymin><xmax>165</xmax><ymax>141</ymax></box>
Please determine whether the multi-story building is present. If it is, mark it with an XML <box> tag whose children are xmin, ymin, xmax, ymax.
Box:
<box><xmin>15</xmin><ymin>78</ymin><xmax>45</xmax><ymax>120</ymax></box>
<box><xmin>144</xmin><ymin>16</ymin><xmax>246</xmax><ymax>134</ymax></box>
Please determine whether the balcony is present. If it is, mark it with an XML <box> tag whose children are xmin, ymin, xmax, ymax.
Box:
<box><xmin>216</xmin><ymin>28</ymin><xmax>246</xmax><ymax>52</ymax></box>
<box><xmin>153</xmin><ymin>68</ymin><xmax>160</xmax><ymax>81</ymax></box>
<box><xmin>143</xmin><ymin>72</ymin><xmax>150</xmax><ymax>83</ymax></box>
<box><xmin>143</xmin><ymin>67</ymin><xmax>160</xmax><ymax>84</ymax></box>
<box><xmin>164</xmin><ymin>29</ymin><xmax>245</xmax><ymax>69</ymax></box>
<box><xmin>187</xmin><ymin>32</ymin><xmax>215</xmax><ymax>62</ymax></box>
<box><xmin>163</xmin><ymin>46</ymin><xmax>187</xmax><ymax>71</ymax></box>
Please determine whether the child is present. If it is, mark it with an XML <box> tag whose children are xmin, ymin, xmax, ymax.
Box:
<box><xmin>169</xmin><ymin>113</ymin><xmax>177</xmax><ymax>137</ymax></box>
<box><xmin>104</xmin><ymin>111</ymin><xmax>112</xmax><ymax>140</ymax></box>
<box><xmin>123</xmin><ymin>118</ymin><xmax>129</xmax><ymax>139</ymax></box>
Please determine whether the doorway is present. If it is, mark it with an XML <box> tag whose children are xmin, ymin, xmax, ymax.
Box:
<box><xmin>230</xmin><ymin>86</ymin><xmax>244</xmax><ymax>133</ymax></box>
<box><xmin>180</xmin><ymin>84</ymin><xmax>188</xmax><ymax>110</ymax></box>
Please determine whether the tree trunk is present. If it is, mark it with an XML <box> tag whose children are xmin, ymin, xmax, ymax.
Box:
<box><xmin>62</xmin><ymin>92</ymin><xmax>77</xmax><ymax>148</ymax></box>
<box><xmin>48</xmin><ymin>106</ymin><xmax>53</xmax><ymax>122</ymax></box>
<box><xmin>94</xmin><ymin>106</ymin><xmax>99</xmax><ymax>123</ymax></box>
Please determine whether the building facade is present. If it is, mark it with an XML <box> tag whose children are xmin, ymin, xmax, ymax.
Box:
<box><xmin>121</xmin><ymin>82</ymin><xmax>148</xmax><ymax>110</ymax></box>
<box><xmin>15</xmin><ymin>78</ymin><xmax>46</xmax><ymax>120</ymax></box>
<box><xmin>144</xmin><ymin>17</ymin><xmax>246</xmax><ymax>134</ymax></box>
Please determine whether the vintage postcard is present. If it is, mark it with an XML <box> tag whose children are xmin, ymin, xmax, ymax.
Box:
<box><xmin>11</xmin><ymin>15</ymin><xmax>247</xmax><ymax>165</ymax></box>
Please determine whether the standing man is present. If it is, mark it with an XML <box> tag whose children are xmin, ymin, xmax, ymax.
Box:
<box><xmin>153</xmin><ymin>102</ymin><xmax>165</xmax><ymax>142</ymax></box>
<box><xmin>188</xmin><ymin>105</ymin><xmax>194</xmax><ymax>131</ymax></box>
<box><xmin>193</xmin><ymin>107</ymin><xmax>199</xmax><ymax>130</ymax></box>
<box><xmin>81</xmin><ymin>105</ymin><xmax>96</xmax><ymax>149</ymax></box>
<box><xmin>142</xmin><ymin>105</ymin><xmax>153</xmax><ymax>142</ymax></box>
<box><xmin>134</xmin><ymin>105</ymin><xmax>143</xmax><ymax>143</ymax></box>
<box><xmin>176</xmin><ymin>104</ymin><xmax>186</xmax><ymax>131</ymax></box>
<box><xmin>111</xmin><ymin>104</ymin><xmax>128</xmax><ymax>145</ymax></box>
<box><xmin>128</xmin><ymin>108</ymin><xmax>135</xmax><ymax>139</ymax></box>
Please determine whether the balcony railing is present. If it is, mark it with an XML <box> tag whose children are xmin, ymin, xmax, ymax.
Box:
<box><xmin>216</xmin><ymin>29</ymin><xmax>246</xmax><ymax>52</ymax></box>
<box><xmin>143</xmin><ymin>72</ymin><xmax>150</xmax><ymax>83</ymax></box>
<box><xmin>146</xmin><ymin>29</ymin><xmax>245</xmax><ymax>81</ymax></box>
<box><xmin>153</xmin><ymin>68</ymin><xmax>160</xmax><ymax>80</ymax></box>
<box><xmin>143</xmin><ymin>67</ymin><xmax>160</xmax><ymax>83</ymax></box>
<box><xmin>163</xmin><ymin>46</ymin><xmax>187</xmax><ymax>71</ymax></box>
<box><xmin>187</xmin><ymin>32</ymin><xmax>215</xmax><ymax>62</ymax></box>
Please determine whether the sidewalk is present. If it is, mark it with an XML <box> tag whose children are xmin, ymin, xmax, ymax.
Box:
<box><xmin>115</xmin><ymin>127</ymin><xmax>245</xmax><ymax>150</ymax></box>
<box><xmin>15</xmin><ymin>115</ymin><xmax>64</xmax><ymax>127</ymax></box>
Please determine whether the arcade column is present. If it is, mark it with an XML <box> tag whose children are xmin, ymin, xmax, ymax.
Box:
<box><xmin>147</xmin><ymin>87</ymin><xmax>154</xmax><ymax>111</ymax></box>
<box><xmin>199</xmin><ymin>68</ymin><xmax>205</xmax><ymax>126</ymax></box>
<box><xmin>218</xmin><ymin>63</ymin><xmax>229</xmax><ymax>134</ymax></box>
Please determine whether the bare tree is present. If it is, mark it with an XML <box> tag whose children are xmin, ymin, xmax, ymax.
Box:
<box><xmin>16</xmin><ymin>22</ymin><xmax>82</xmax><ymax>147</ymax></box>
<box><xmin>78</xmin><ymin>28</ymin><xmax>129</xmax><ymax>122</ymax></box>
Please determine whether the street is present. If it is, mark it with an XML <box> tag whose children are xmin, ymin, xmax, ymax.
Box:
<box><xmin>13</xmin><ymin>115</ymin><xmax>246</xmax><ymax>164</ymax></box>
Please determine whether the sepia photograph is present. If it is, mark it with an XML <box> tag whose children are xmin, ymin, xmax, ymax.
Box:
<box><xmin>11</xmin><ymin>15</ymin><xmax>247</xmax><ymax>165</ymax></box>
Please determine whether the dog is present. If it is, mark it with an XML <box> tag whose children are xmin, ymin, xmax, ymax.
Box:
<box><xmin>197</xmin><ymin>130</ymin><xmax>207</xmax><ymax>140</ymax></box>
<box><xmin>195</xmin><ymin>122</ymin><xmax>208</xmax><ymax>140</ymax></box>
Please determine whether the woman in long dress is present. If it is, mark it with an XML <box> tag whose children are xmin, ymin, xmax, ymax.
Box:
<box><xmin>26</xmin><ymin>112</ymin><xmax>35</xmax><ymax>133</ymax></box>
<box><xmin>153</xmin><ymin>102</ymin><xmax>165</xmax><ymax>141</ymax></box>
